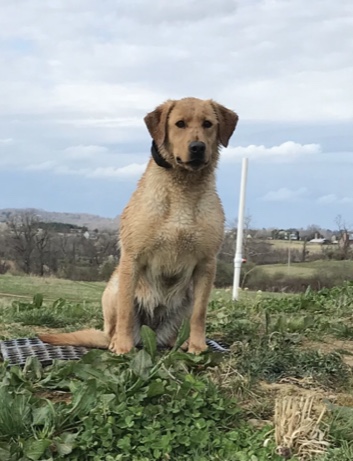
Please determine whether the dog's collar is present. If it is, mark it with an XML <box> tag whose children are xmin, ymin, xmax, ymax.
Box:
<box><xmin>151</xmin><ymin>141</ymin><xmax>172</xmax><ymax>169</ymax></box>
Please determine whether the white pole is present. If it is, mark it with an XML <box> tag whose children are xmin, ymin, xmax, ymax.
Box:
<box><xmin>232</xmin><ymin>157</ymin><xmax>249</xmax><ymax>301</ymax></box>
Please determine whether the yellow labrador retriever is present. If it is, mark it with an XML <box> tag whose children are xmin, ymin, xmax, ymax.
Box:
<box><xmin>40</xmin><ymin>97</ymin><xmax>238</xmax><ymax>354</ymax></box>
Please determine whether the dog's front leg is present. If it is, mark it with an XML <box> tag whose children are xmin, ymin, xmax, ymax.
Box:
<box><xmin>188</xmin><ymin>258</ymin><xmax>217</xmax><ymax>354</ymax></box>
<box><xmin>109</xmin><ymin>255</ymin><xmax>138</xmax><ymax>355</ymax></box>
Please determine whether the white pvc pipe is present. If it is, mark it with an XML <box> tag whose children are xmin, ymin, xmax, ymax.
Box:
<box><xmin>232</xmin><ymin>157</ymin><xmax>249</xmax><ymax>301</ymax></box>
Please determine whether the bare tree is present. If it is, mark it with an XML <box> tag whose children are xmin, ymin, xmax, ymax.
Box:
<box><xmin>6</xmin><ymin>213</ymin><xmax>39</xmax><ymax>274</ymax></box>
<box><xmin>335</xmin><ymin>214</ymin><xmax>352</xmax><ymax>260</ymax></box>
<box><xmin>0</xmin><ymin>226</ymin><xmax>10</xmax><ymax>274</ymax></box>
<box><xmin>301</xmin><ymin>237</ymin><xmax>308</xmax><ymax>263</ymax></box>
<box><xmin>56</xmin><ymin>233</ymin><xmax>79</xmax><ymax>278</ymax></box>
<box><xmin>34</xmin><ymin>226</ymin><xmax>52</xmax><ymax>276</ymax></box>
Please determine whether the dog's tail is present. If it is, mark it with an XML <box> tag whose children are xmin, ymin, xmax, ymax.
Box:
<box><xmin>38</xmin><ymin>329</ymin><xmax>110</xmax><ymax>349</ymax></box>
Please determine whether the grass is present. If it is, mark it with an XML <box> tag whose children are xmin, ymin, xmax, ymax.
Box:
<box><xmin>0</xmin><ymin>275</ymin><xmax>104</xmax><ymax>339</ymax></box>
<box><xmin>260</xmin><ymin>263</ymin><xmax>317</xmax><ymax>277</ymax></box>
<box><xmin>2</xmin><ymin>275</ymin><xmax>353</xmax><ymax>459</ymax></box>
<box><xmin>259</xmin><ymin>260</ymin><xmax>353</xmax><ymax>277</ymax></box>
<box><xmin>0</xmin><ymin>273</ymin><xmax>105</xmax><ymax>302</ymax></box>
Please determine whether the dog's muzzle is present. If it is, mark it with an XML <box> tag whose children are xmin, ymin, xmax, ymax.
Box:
<box><xmin>176</xmin><ymin>141</ymin><xmax>208</xmax><ymax>170</ymax></box>
<box><xmin>189</xmin><ymin>141</ymin><xmax>206</xmax><ymax>162</ymax></box>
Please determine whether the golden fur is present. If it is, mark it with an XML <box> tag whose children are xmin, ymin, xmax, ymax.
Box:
<box><xmin>39</xmin><ymin>97</ymin><xmax>238</xmax><ymax>354</ymax></box>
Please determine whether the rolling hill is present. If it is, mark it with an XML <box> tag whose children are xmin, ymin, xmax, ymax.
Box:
<box><xmin>0</xmin><ymin>208</ymin><xmax>120</xmax><ymax>231</ymax></box>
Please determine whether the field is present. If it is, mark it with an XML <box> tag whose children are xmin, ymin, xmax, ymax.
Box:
<box><xmin>270</xmin><ymin>240</ymin><xmax>324</xmax><ymax>255</ymax></box>
<box><xmin>243</xmin><ymin>260</ymin><xmax>353</xmax><ymax>293</ymax></box>
<box><xmin>0</xmin><ymin>275</ymin><xmax>105</xmax><ymax>303</ymax></box>
<box><xmin>1</xmin><ymin>275</ymin><xmax>353</xmax><ymax>459</ymax></box>
<box><xmin>259</xmin><ymin>260</ymin><xmax>353</xmax><ymax>277</ymax></box>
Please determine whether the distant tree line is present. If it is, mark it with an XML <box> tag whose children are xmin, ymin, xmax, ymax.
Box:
<box><xmin>0</xmin><ymin>212</ymin><xmax>119</xmax><ymax>281</ymax></box>
<box><xmin>0</xmin><ymin>212</ymin><xmax>352</xmax><ymax>291</ymax></box>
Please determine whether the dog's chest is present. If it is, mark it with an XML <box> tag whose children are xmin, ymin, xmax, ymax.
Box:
<box><xmin>153</xmin><ymin>207</ymin><xmax>222</xmax><ymax>258</ymax></box>
<box><xmin>129</xmin><ymin>184</ymin><xmax>225</xmax><ymax>265</ymax></box>
<box><xmin>161</xmin><ymin>226</ymin><xmax>199</xmax><ymax>255</ymax></box>
<box><xmin>142</xmin><ymin>222</ymin><xmax>200</xmax><ymax>294</ymax></box>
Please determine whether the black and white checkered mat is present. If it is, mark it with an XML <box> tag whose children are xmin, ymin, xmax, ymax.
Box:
<box><xmin>0</xmin><ymin>338</ymin><xmax>88</xmax><ymax>367</ymax></box>
<box><xmin>0</xmin><ymin>337</ymin><xmax>229</xmax><ymax>366</ymax></box>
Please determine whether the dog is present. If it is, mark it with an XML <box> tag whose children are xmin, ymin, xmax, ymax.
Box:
<box><xmin>39</xmin><ymin>97</ymin><xmax>238</xmax><ymax>355</ymax></box>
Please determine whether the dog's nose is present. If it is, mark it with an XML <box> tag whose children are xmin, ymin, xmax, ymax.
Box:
<box><xmin>189</xmin><ymin>141</ymin><xmax>206</xmax><ymax>161</ymax></box>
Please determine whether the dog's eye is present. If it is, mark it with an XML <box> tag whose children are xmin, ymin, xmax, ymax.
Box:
<box><xmin>175</xmin><ymin>120</ymin><xmax>186</xmax><ymax>128</ymax></box>
<box><xmin>203</xmin><ymin>120</ymin><xmax>213</xmax><ymax>128</ymax></box>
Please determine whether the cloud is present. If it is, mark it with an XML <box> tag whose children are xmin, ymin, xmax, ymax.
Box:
<box><xmin>85</xmin><ymin>163</ymin><xmax>147</xmax><ymax>179</ymax></box>
<box><xmin>317</xmin><ymin>194</ymin><xmax>353</xmax><ymax>204</ymax></box>
<box><xmin>14</xmin><ymin>140</ymin><xmax>321</xmax><ymax>178</ymax></box>
<box><xmin>0</xmin><ymin>0</ymin><xmax>352</xmax><ymax>227</ymax></box>
<box><xmin>57</xmin><ymin>117</ymin><xmax>142</xmax><ymax>128</ymax></box>
<box><xmin>2</xmin><ymin>139</ymin><xmax>149</xmax><ymax>177</ymax></box>
<box><xmin>63</xmin><ymin>145</ymin><xmax>109</xmax><ymax>159</ymax></box>
<box><xmin>26</xmin><ymin>160</ymin><xmax>147</xmax><ymax>180</ymax></box>
<box><xmin>0</xmin><ymin>0</ymin><xmax>352</xmax><ymax>123</ymax></box>
<box><xmin>26</xmin><ymin>161</ymin><xmax>57</xmax><ymax>171</ymax></box>
<box><xmin>261</xmin><ymin>187</ymin><xmax>308</xmax><ymax>202</ymax></box>
<box><xmin>223</xmin><ymin>141</ymin><xmax>321</xmax><ymax>163</ymax></box>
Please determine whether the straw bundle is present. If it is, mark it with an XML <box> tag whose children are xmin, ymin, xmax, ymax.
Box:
<box><xmin>274</xmin><ymin>396</ymin><xmax>329</xmax><ymax>460</ymax></box>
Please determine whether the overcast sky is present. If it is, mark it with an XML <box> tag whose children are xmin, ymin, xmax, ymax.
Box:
<box><xmin>0</xmin><ymin>0</ymin><xmax>352</xmax><ymax>229</ymax></box>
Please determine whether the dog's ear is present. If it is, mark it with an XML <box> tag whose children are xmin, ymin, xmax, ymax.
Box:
<box><xmin>212</xmin><ymin>102</ymin><xmax>239</xmax><ymax>147</ymax></box>
<box><xmin>144</xmin><ymin>100</ymin><xmax>175</xmax><ymax>147</ymax></box>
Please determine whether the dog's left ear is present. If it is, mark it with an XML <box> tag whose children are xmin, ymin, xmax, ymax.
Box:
<box><xmin>144</xmin><ymin>100</ymin><xmax>175</xmax><ymax>147</ymax></box>
<box><xmin>212</xmin><ymin>102</ymin><xmax>239</xmax><ymax>147</ymax></box>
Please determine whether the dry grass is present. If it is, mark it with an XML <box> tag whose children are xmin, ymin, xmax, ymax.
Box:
<box><xmin>274</xmin><ymin>396</ymin><xmax>329</xmax><ymax>460</ymax></box>
<box><xmin>270</xmin><ymin>240</ymin><xmax>323</xmax><ymax>254</ymax></box>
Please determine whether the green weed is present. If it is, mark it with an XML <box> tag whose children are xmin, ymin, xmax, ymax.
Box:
<box><xmin>0</xmin><ymin>296</ymin><xmax>102</xmax><ymax>332</ymax></box>
<box><xmin>0</xmin><ymin>326</ymin><xmax>284</xmax><ymax>461</ymax></box>
<box><xmin>2</xmin><ymin>279</ymin><xmax>353</xmax><ymax>459</ymax></box>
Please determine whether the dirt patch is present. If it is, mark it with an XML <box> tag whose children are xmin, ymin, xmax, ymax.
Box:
<box><xmin>32</xmin><ymin>326</ymin><xmax>67</xmax><ymax>335</ymax></box>
<box><xmin>36</xmin><ymin>390</ymin><xmax>72</xmax><ymax>404</ymax></box>
<box><xmin>259</xmin><ymin>376</ymin><xmax>353</xmax><ymax>420</ymax></box>
<box><xmin>0</xmin><ymin>325</ymin><xmax>66</xmax><ymax>339</ymax></box>
<box><xmin>260</xmin><ymin>379</ymin><xmax>333</xmax><ymax>406</ymax></box>
<box><xmin>303</xmin><ymin>337</ymin><xmax>353</xmax><ymax>367</ymax></box>
<box><xmin>0</xmin><ymin>292</ymin><xmax>32</xmax><ymax>299</ymax></box>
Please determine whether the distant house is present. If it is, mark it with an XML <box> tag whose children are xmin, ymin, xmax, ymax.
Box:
<box><xmin>309</xmin><ymin>238</ymin><xmax>330</xmax><ymax>245</ymax></box>
<box><xmin>272</xmin><ymin>229</ymin><xmax>300</xmax><ymax>240</ymax></box>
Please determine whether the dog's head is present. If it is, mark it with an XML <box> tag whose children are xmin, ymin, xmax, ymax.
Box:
<box><xmin>144</xmin><ymin>97</ymin><xmax>238</xmax><ymax>171</ymax></box>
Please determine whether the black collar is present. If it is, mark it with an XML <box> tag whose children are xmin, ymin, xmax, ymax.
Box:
<box><xmin>151</xmin><ymin>141</ymin><xmax>172</xmax><ymax>169</ymax></box>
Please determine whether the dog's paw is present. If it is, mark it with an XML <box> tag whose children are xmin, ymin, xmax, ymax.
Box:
<box><xmin>187</xmin><ymin>341</ymin><xmax>208</xmax><ymax>355</ymax></box>
<box><xmin>168</xmin><ymin>338</ymin><xmax>189</xmax><ymax>350</ymax></box>
<box><xmin>109</xmin><ymin>336</ymin><xmax>134</xmax><ymax>355</ymax></box>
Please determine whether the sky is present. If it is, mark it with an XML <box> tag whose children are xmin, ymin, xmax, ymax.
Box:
<box><xmin>0</xmin><ymin>0</ymin><xmax>352</xmax><ymax>229</ymax></box>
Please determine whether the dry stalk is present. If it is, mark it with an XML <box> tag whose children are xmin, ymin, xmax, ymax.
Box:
<box><xmin>274</xmin><ymin>395</ymin><xmax>329</xmax><ymax>460</ymax></box>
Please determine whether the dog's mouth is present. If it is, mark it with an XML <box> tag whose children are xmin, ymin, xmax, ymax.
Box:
<box><xmin>176</xmin><ymin>157</ymin><xmax>208</xmax><ymax>170</ymax></box>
